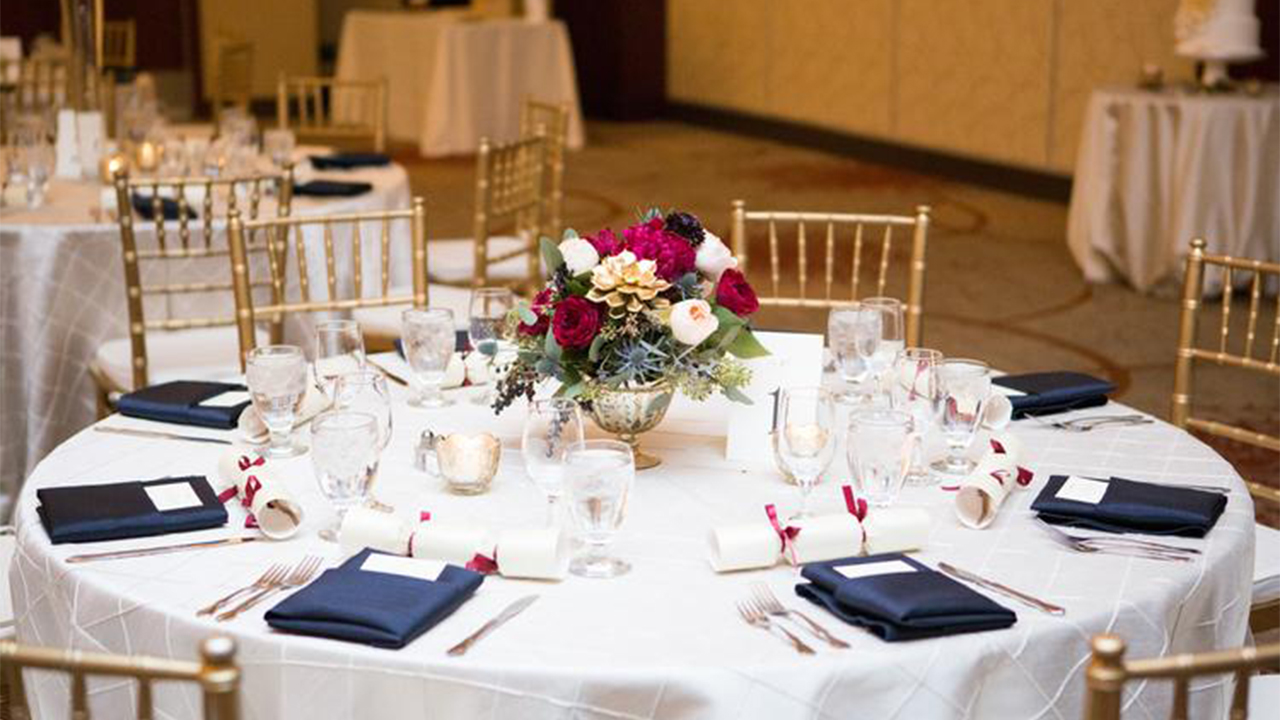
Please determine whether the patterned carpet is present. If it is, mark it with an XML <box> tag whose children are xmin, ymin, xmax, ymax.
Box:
<box><xmin>392</xmin><ymin>120</ymin><xmax>1279</xmax><ymax>525</ymax></box>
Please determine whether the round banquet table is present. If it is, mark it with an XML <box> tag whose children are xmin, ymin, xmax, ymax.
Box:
<box><xmin>0</xmin><ymin>153</ymin><xmax>411</xmax><ymax>517</ymax></box>
<box><xmin>8</xmin><ymin>374</ymin><xmax>1255</xmax><ymax>720</ymax></box>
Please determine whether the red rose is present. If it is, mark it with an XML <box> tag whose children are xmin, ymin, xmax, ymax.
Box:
<box><xmin>715</xmin><ymin>269</ymin><xmax>759</xmax><ymax>316</ymax></box>
<box><xmin>551</xmin><ymin>296</ymin><xmax>601</xmax><ymax>349</ymax></box>
<box><xmin>518</xmin><ymin>288</ymin><xmax>554</xmax><ymax>336</ymax></box>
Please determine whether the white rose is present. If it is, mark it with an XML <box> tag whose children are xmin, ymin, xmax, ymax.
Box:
<box><xmin>669</xmin><ymin>299</ymin><xmax>719</xmax><ymax>347</ymax></box>
<box><xmin>558</xmin><ymin>237</ymin><xmax>600</xmax><ymax>275</ymax></box>
<box><xmin>695</xmin><ymin>230</ymin><xmax>738</xmax><ymax>281</ymax></box>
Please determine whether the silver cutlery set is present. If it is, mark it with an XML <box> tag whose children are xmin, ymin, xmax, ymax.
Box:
<box><xmin>1036</xmin><ymin>520</ymin><xmax>1201</xmax><ymax>562</ymax></box>
<box><xmin>1021</xmin><ymin>413</ymin><xmax>1154</xmax><ymax>432</ymax></box>
<box><xmin>199</xmin><ymin>555</ymin><xmax>324</xmax><ymax>622</ymax></box>
<box><xmin>737</xmin><ymin>584</ymin><xmax>846</xmax><ymax>654</ymax></box>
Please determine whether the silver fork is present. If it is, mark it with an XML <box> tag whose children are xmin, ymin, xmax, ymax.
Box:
<box><xmin>216</xmin><ymin>555</ymin><xmax>323</xmax><ymax>622</ymax></box>
<box><xmin>1036</xmin><ymin>520</ymin><xmax>1201</xmax><ymax>554</ymax></box>
<box><xmin>751</xmin><ymin>584</ymin><xmax>849</xmax><ymax>649</ymax></box>
<box><xmin>1024</xmin><ymin>414</ymin><xmax>1153</xmax><ymax>432</ymax></box>
<box><xmin>1036</xmin><ymin>521</ymin><xmax>1194</xmax><ymax>561</ymax></box>
<box><xmin>737</xmin><ymin>600</ymin><xmax>816</xmax><ymax>655</ymax></box>
<box><xmin>197</xmin><ymin>563</ymin><xmax>287</xmax><ymax>617</ymax></box>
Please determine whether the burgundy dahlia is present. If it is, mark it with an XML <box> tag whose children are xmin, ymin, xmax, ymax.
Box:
<box><xmin>551</xmin><ymin>296</ymin><xmax>601</xmax><ymax>349</ymax></box>
<box><xmin>518</xmin><ymin>288</ymin><xmax>554</xmax><ymax>336</ymax></box>
<box><xmin>715</xmin><ymin>268</ymin><xmax>759</xmax><ymax>316</ymax></box>
<box><xmin>624</xmin><ymin>218</ymin><xmax>696</xmax><ymax>281</ymax></box>
<box><xmin>586</xmin><ymin>228</ymin><xmax>624</xmax><ymax>257</ymax></box>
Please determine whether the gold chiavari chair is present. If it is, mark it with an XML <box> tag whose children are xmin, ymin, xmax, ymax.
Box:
<box><xmin>226</xmin><ymin>199</ymin><xmax>428</xmax><ymax>360</ymax></box>
<box><xmin>1083</xmin><ymin>634</ymin><xmax>1280</xmax><ymax>720</ymax></box>
<box><xmin>100</xmin><ymin>19</ymin><xmax>136</xmax><ymax>70</ymax></box>
<box><xmin>276</xmin><ymin>75</ymin><xmax>387</xmax><ymax>153</ymax></box>
<box><xmin>0</xmin><ymin>635</ymin><xmax>241</xmax><ymax>720</ymax></box>
<box><xmin>729</xmin><ymin>200</ymin><xmax>931</xmax><ymax>347</ymax></box>
<box><xmin>520</xmin><ymin>97</ymin><xmax>570</xmax><ymax>242</ymax></box>
<box><xmin>1170</xmin><ymin>237</ymin><xmax>1280</xmax><ymax>635</ymax></box>
<box><xmin>88</xmin><ymin>168</ymin><xmax>294</xmax><ymax>413</ymax></box>
<box><xmin>212</xmin><ymin>40</ymin><xmax>253</xmax><ymax>125</ymax></box>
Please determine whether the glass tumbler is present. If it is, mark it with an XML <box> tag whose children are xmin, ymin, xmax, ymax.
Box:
<box><xmin>565</xmin><ymin>439</ymin><xmax>635</xmax><ymax>579</ymax></box>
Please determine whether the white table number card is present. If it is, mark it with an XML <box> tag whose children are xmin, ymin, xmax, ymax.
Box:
<box><xmin>725</xmin><ymin>331</ymin><xmax>825</xmax><ymax>463</ymax></box>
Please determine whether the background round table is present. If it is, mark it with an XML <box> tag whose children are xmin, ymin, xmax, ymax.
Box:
<box><xmin>8</xmin><ymin>370</ymin><xmax>1254</xmax><ymax>720</ymax></box>
<box><xmin>0</xmin><ymin>156</ymin><xmax>411</xmax><ymax>518</ymax></box>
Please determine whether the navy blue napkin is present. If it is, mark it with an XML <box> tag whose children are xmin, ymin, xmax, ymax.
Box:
<box><xmin>131</xmin><ymin>194</ymin><xmax>195</xmax><ymax>221</ymax></box>
<box><xmin>993</xmin><ymin>371</ymin><xmax>1115</xmax><ymax>418</ymax></box>
<box><xmin>795</xmin><ymin>554</ymin><xmax>1017</xmax><ymax>641</ymax></box>
<box><xmin>1032</xmin><ymin>475</ymin><xmax>1226</xmax><ymax>538</ymax></box>
<box><xmin>293</xmin><ymin>180</ymin><xmax>374</xmax><ymax>197</ymax></box>
<box><xmin>308</xmin><ymin>153</ymin><xmax>391</xmax><ymax>170</ymax></box>
<box><xmin>37</xmin><ymin>476</ymin><xmax>227</xmax><ymax>544</ymax></box>
<box><xmin>117</xmin><ymin>380</ymin><xmax>251</xmax><ymax>430</ymax></box>
<box><xmin>265</xmin><ymin>549</ymin><xmax>484</xmax><ymax>648</ymax></box>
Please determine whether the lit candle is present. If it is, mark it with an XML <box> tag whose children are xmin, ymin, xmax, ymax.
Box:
<box><xmin>438</xmin><ymin>433</ymin><xmax>501</xmax><ymax>494</ymax></box>
<box><xmin>785</xmin><ymin>423</ymin><xmax>828</xmax><ymax>457</ymax></box>
<box><xmin>99</xmin><ymin>153</ymin><xmax>127</xmax><ymax>184</ymax></box>
<box><xmin>135</xmin><ymin>141</ymin><xmax>159</xmax><ymax>172</ymax></box>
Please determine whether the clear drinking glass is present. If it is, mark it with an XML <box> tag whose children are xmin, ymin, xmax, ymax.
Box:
<box><xmin>522</xmin><ymin>398</ymin><xmax>585</xmax><ymax>527</ymax></box>
<box><xmin>313</xmin><ymin>319</ymin><xmax>365</xmax><ymax>400</ymax></box>
<box><xmin>262</xmin><ymin>128</ymin><xmax>295</xmax><ymax>168</ymax></box>
<box><xmin>890</xmin><ymin>348</ymin><xmax>943</xmax><ymax>485</ymax></box>
<box><xmin>931</xmin><ymin>359</ymin><xmax>991</xmax><ymax>476</ymax></box>
<box><xmin>468</xmin><ymin>287</ymin><xmax>515</xmax><ymax>404</ymax></box>
<box><xmin>333</xmin><ymin>369</ymin><xmax>394</xmax><ymax>512</ymax></box>
<box><xmin>310</xmin><ymin>410</ymin><xmax>379</xmax><ymax>541</ymax></box>
<box><xmin>776</xmin><ymin>386</ymin><xmax>836</xmax><ymax>518</ymax></box>
<box><xmin>862</xmin><ymin>297</ymin><xmax>905</xmax><ymax>399</ymax></box>
<box><xmin>20</xmin><ymin>141</ymin><xmax>53</xmax><ymax>209</ymax></box>
<box><xmin>847</xmin><ymin>408</ymin><xmax>915</xmax><ymax>507</ymax></box>
<box><xmin>246</xmin><ymin>345</ymin><xmax>309</xmax><ymax>458</ymax></box>
<box><xmin>402</xmin><ymin>308</ymin><xmax>456</xmax><ymax>408</ymax></box>
<box><xmin>565</xmin><ymin>439</ymin><xmax>635</xmax><ymax>579</ymax></box>
<box><xmin>827</xmin><ymin>304</ymin><xmax>881</xmax><ymax>403</ymax></box>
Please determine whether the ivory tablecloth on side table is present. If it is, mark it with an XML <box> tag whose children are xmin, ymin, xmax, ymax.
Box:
<box><xmin>1067</xmin><ymin>86</ymin><xmax>1280</xmax><ymax>292</ymax></box>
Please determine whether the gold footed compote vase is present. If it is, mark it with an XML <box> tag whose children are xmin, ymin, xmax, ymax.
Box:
<box><xmin>586</xmin><ymin>383</ymin><xmax>673</xmax><ymax>470</ymax></box>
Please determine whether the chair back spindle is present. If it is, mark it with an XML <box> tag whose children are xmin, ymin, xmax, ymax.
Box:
<box><xmin>465</xmin><ymin>133</ymin><xmax>547</xmax><ymax>289</ymax></box>
<box><xmin>276</xmin><ymin>75</ymin><xmax>387</xmax><ymax>152</ymax></box>
<box><xmin>519</xmin><ymin>98</ymin><xmax>570</xmax><ymax>242</ymax></box>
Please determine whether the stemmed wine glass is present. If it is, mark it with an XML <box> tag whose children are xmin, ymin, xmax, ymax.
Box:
<box><xmin>313</xmin><ymin>319</ymin><xmax>365</xmax><ymax>400</ymax></box>
<box><xmin>333</xmin><ymin>369</ymin><xmax>394</xmax><ymax>512</ymax></box>
<box><xmin>401</xmin><ymin>308</ymin><xmax>456</xmax><ymax>408</ymax></box>
<box><xmin>310</xmin><ymin>410</ymin><xmax>379</xmax><ymax>542</ymax></box>
<box><xmin>889</xmin><ymin>348</ymin><xmax>943</xmax><ymax>485</ymax></box>
<box><xmin>775</xmin><ymin>386</ymin><xmax>836</xmax><ymax>518</ymax></box>
<box><xmin>862</xmin><ymin>297</ymin><xmax>905</xmax><ymax>400</ymax></box>
<box><xmin>827</xmin><ymin>303</ymin><xmax>881</xmax><ymax>403</ymax></box>
<box><xmin>522</xmin><ymin>398</ymin><xmax>585</xmax><ymax>527</ymax></box>
<box><xmin>246</xmin><ymin>345</ymin><xmax>309</xmax><ymax>458</ymax></box>
<box><xmin>468</xmin><ymin>287</ymin><xmax>515</xmax><ymax>404</ymax></box>
<box><xmin>565</xmin><ymin>439</ymin><xmax>635</xmax><ymax>579</ymax></box>
<box><xmin>847</xmin><ymin>408</ymin><xmax>915</xmax><ymax>507</ymax></box>
<box><xmin>931</xmin><ymin>359</ymin><xmax>991</xmax><ymax>476</ymax></box>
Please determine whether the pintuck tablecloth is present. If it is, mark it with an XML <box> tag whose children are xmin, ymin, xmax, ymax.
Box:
<box><xmin>0</xmin><ymin>155</ymin><xmax>411</xmax><ymax>518</ymax></box>
<box><xmin>335</xmin><ymin>12</ymin><xmax>584</xmax><ymax>157</ymax></box>
<box><xmin>8</xmin><ymin>372</ymin><xmax>1254</xmax><ymax>720</ymax></box>
<box><xmin>1067</xmin><ymin>86</ymin><xmax>1280</xmax><ymax>293</ymax></box>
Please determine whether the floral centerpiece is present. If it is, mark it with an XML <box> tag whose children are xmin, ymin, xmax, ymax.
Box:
<box><xmin>493</xmin><ymin>210</ymin><xmax>769</xmax><ymax>467</ymax></box>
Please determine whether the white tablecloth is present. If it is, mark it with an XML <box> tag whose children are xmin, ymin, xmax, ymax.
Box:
<box><xmin>9</xmin><ymin>371</ymin><xmax>1254</xmax><ymax>719</ymax></box>
<box><xmin>0</xmin><ymin>156</ymin><xmax>411</xmax><ymax>517</ymax></box>
<box><xmin>336</xmin><ymin>12</ymin><xmax>584</xmax><ymax>157</ymax></box>
<box><xmin>1067</xmin><ymin>86</ymin><xmax>1280</xmax><ymax>292</ymax></box>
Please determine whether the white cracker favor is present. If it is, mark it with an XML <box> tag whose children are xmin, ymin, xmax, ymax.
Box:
<box><xmin>954</xmin><ymin>434</ymin><xmax>1034</xmax><ymax>529</ymax></box>
<box><xmin>215</xmin><ymin>452</ymin><xmax>304</xmax><ymax>539</ymax></box>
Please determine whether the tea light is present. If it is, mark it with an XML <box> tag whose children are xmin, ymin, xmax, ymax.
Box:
<box><xmin>135</xmin><ymin>140</ymin><xmax>160</xmax><ymax>172</ymax></box>
<box><xmin>436</xmin><ymin>433</ymin><xmax>501</xmax><ymax>495</ymax></box>
<box><xmin>785</xmin><ymin>423</ymin><xmax>828</xmax><ymax>456</ymax></box>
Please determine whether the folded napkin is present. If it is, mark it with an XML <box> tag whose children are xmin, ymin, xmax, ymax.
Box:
<box><xmin>1031</xmin><ymin>474</ymin><xmax>1226</xmax><ymax>537</ymax></box>
<box><xmin>308</xmin><ymin>152</ymin><xmax>391</xmax><ymax>170</ymax></box>
<box><xmin>265</xmin><ymin>549</ymin><xmax>483</xmax><ymax>648</ymax></box>
<box><xmin>795</xmin><ymin>554</ymin><xmax>1017</xmax><ymax>641</ymax></box>
<box><xmin>37</xmin><ymin>476</ymin><xmax>227</xmax><ymax>544</ymax></box>
<box><xmin>131</xmin><ymin>194</ymin><xmax>196</xmax><ymax>221</ymax></box>
<box><xmin>292</xmin><ymin>179</ymin><xmax>374</xmax><ymax>197</ymax></box>
<box><xmin>117</xmin><ymin>381</ymin><xmax>251</xmax><ymax>430</ymax></box>
<box><xmin>992</xmin><ymin>371</ymin><xmax>1115</xmax><ymax>418</ymax></box>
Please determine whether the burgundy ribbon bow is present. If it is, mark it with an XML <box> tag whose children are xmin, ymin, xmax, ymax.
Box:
<box><xmin>216</xmin><ymin>454</ymin><xmax>266</xmax><ymax>528</ymax></box>
<box><xmin>842</xmin><ymin>485</ymin><xmax>869</xmax><ymax>546</ymax></box>
<box><xmin>406</xmin><ymin>511</ymin><xmax>434</xmax><ymax>556</ymax></box>
<box><xmin>466</xmin><ymin>550</ymin><xmax>499</xmax><ymax>575</ymax></box>
<box><xmin>764</xmin><ymin>503</ymin><xmax>801</xmax><ymax>563</ymax></box>
<box><xmin>989</xmin><ymin>439</ymin><xmax>1034</xmax><ymax>486</ymax></box>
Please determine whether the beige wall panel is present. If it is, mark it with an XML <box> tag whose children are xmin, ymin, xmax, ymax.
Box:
<box><xmin>1052</xmin><ymin>0</ymin><xmax>1193</xmax><ymax>171</ymax></box>
<box><xmin>199</xmin><ymin>0</ymin><xmax>318</xmax><ymax>99</ymax></box>
<box><xmin>895</xmin><ymin>0</ymin><xmax>1053</xmax><ymax>168</ymax></box>
<box><xmin>668</xmin><ymin>0</ymin><xmax>772</xmax><ymax>115</ymax></box>
<box><xmin>768</xmin><ymin>0</ymin><xmax>894</xmax><ymax>138</ymax></box>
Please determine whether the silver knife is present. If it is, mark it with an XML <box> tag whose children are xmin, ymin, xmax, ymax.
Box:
<box><xmin>67</xmin><ymin>536</ymin><xmax>260</xmax><ymax>563</ymax></box>
<box><xmin>446</xmin><ymin>595</ymin><xmax>538</xmax><ymax>656</ymax></box>
<box><xmin>937</xmin><ymin>562</ymin><xmax>1066</xmax><ymax>617</ymax></box>
<box><xmin>94</xmin><ymin>426</ymin><xmax>233</xmax><ymax>445</ymax></box>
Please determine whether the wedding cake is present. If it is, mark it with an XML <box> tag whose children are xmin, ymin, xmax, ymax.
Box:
<box><xmin>1175</xmin><ymin>0</ymin><xmax>1263</xmax><ymax>60</ymax></box>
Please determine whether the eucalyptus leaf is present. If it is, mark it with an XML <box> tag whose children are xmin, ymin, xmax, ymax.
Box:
<box><xmin>561</xmin><ymin>382</ymin><xmax>585</xmax><ymax>399</ymax></box>
<box><xmin>726</xmin><ymin>328</ymin><xmax>770</xmax><ymax>359</ymax></box>
<box><xmin>561</xmin><ymin>228</ymin><xmax>579</xmax><ymax>241</ymax></box>
<box><xmin>516</xmin><ymin>302</ymin><xmax>538</xmax><ymax>325</ymax></box>
<box><xmin>723</xmin><ymin>385</ymin><xmax>754</xmax><ymax>404</ymax></box>
<box><xmin>544</xmin><ymin>332</ymin><xmax>563</xmax><ymax>361</ymax></box>
<box><xmin>588</xmin><ymin>333</ymin><xmax>607</xmax><ymax>362</ymax></box>
<box><xmin>540</xmin><ymin>236</ymin><xmax>564</xmax><ymax>272</ymax></box>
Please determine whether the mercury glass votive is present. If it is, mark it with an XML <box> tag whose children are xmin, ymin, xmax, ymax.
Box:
<box><xmin>435</xmin><ymin>433</ymin><xmax>502</xmax><ymax>495</ymax></box>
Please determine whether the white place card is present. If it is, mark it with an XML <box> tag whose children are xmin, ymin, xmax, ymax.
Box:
<box><xmin>1056</xmin><ymin>475</ymin><xmax>1109</xmax><ymax>504</ymax></box>
<box><xmin>200</xmin><ymin>390</ymin><xmax>252</xmax><ymax>408</ymax></box>
<box><xmin>992</xmin><ymin>383</ymin><xmax>1027</xmax><ymax>397</ymax></box>
<box><xmin>833</xmin><ymin>559</ymin><xmax>918</xmax><ymax>581</ymax></box>
<box><xmin>360</xmin><ymin>554</ymin><xmax>446</xmax><ymax>581</ymax></box>
<box><xmin>145</xmin><ymin>481</ymin><xmax>203</xmax><ymax>512</ymax></box>
<box><xmin>725</xmin><ymin>331</ymin><xmax>825</xmax><ymax>463</ymax></box>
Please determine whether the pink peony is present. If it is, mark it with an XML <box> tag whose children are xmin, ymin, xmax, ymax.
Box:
<box><xmin>623</xmin><ymin>218</ymin><xmax>696</xmax><ymax>281</ymax></box>
<box><xmin>586</xmin><ymin>228</ymin><xmax>625</xmax><ymax>257</ymax></box>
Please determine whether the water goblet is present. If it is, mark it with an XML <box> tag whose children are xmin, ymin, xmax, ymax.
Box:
<box><xmin>930</xmin><ymin>359</ymin><xmax>991</xmax><ymax>476</ymax></box>
<box><xmin>890</xmin><ymin>348</ymin><xmax>943</xmax><ymax>485</ymax></box>
<box><xmin>522</xmin><ymin>398</ymin><xmax>585</xmax><ymax>527</ymax></box>
<box><xmin>402</xmin><ymin>308</ymin><xmax>456</xmax><ymax>408</ymax></box>
<box><xmin>468</xmin><ymin>287</ymin><xmax>515</xmax><ymax>404</ymax></box>
<box><xmin>313</xmin><ymin>319</ymin><xmax>365</xmax><ymax>400</ymax></box>
<box><xmin>310</xmin><ymin>410</ymin><xmax>379</xmax><ymax>541</ymax></box>
<box><xmin>333</xmin><ymin>369</ymin><xmax>394</xmax><ymax>512</ymax></box>
<box><xmin>262</xmin><ymin>128</ymin><xmax>295</xmax><ymax>168</ymax></box>
<box><xmin>862</xmin><ymin>297</ymin><xmax>905</xmax><ymax>398</ymax></box>
<box><xmin>827</xmin><ymin>303</ymin><xmax>881</xmax><ymax>403</ymax></box>
<box><xmin>776</xmin><ymin>386</ymin><xmax>836</xmax><ymax>518</ymax></box>
<box><xmin>847</xmin><ymin>408</ymin><xmax>915</xmax><ymax>507</ymax></box>
<box><xmin>565</xmin><ymin>439</ymin><xmax>635</xmax><ymax>579</ymax></box>
<box><xmin>246</xmin><ymin>345</ymin><xmax>309</xmax><ymax>458</ymax></box>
